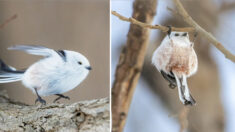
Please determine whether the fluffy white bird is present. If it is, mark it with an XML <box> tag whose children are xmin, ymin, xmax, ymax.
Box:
<box><xmin>152</xmin><ymin>31</ymin><xmax>198</xmax><ymax>105</ymax></box>
<box><xmin>0</xmin><ymin>45</ymin><xmax>91</xmax><ymax>105</ymax></box>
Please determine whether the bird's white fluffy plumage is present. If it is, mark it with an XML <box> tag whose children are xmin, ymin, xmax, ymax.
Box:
<box><xmin>22</xmin><ymin>51</ymin><xmax>90</xmax><ymax>96</ymax></box>
<box><xmin>152</xmin><ymin>32</ymin><xmax>197</xmax><ymax>77</ymax></box>
<box><xmin>152</xmin><ymin>32</ymin><xmax>198</xmax><ymax>105</ymax></box>
<box><xmin>0</xmin><ymin>45</ymin><xmax>91</xmax><ymax>97</ymax></box>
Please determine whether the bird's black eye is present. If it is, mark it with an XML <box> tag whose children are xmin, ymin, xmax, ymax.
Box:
<box><xmin>175</xmin><ymin>33</ymin><xmax>179</xmax><ymax>36</ymax></box>
<box><xmin>182</xmin><ymin>32</ymin><xmax>187</xmax><ymax>36</ymax></box>
<box><xmin>78</xmin><ymin>61</ymin><xmax>82</xmax><ymax>65</ymax></box>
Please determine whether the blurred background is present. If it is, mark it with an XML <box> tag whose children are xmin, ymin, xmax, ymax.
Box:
<box><xmin>112</xmin><ymin>0</ymin><xmax>235</xmax><ymax>132</ymax></box>
<box><xmin>0</xmin><ymin>0</ymin><xmax>109</xmax><ymax>104</ymax></box>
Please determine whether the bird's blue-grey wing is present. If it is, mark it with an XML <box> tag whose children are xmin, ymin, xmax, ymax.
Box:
<box><xmin>8</xmin><ymin>45</ymin><xmax>58</xmax><ymax>57</ymax></box>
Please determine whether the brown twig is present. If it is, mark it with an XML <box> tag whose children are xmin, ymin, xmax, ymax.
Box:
<box><xmin>112</xmin><ymin>11</ymin><xmax>194</xmax><ymax>32</ymax></box>
<box><xmin>0</xmin><ymin>14</ymin><xmax>17</xmax><ymax>29</ymax></box>
<box><xmin>112</xmin><ymin>1</ymin><xmax>235</xmax><ymax>63</ymax></box>
<box><xmin>173</xmin><ymin>0</ymin><xmax>235</xmax><ymax>62</ymax></box>
<box><xmin>219</xmin><ymin>2</ymin><xmax>235</xmax><ymax>12</ymax></box>
<box><xmin>179</xmin><ymin>106</ymin><xmax>190</xmax><ymax>132</ymax></box>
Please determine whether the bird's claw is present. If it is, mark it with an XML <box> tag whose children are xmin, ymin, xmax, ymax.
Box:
<box><xmin>183</xmin><ymin>97</ymin><xmax>196</xmax><ymax>106</ymax></box>
<box><xmin>35</xmin><ymin>97</ymin><xmax>46</xmax><ymax>105</ymax></box>
<box><xmin>184</xmin><ymin>100</ymin><xmax>193</xmax><ymax>106</ymax></box>
<box><xmin>64</xmin><ymin>96</ymin><xmax>70</xmax><ymax>100</ymax></box>
<box><xmin>168</xmin><ymin>83</ymin><xmax>176</xmax><ymax>89</ymax></box>
<box><xmin>53</xmin><ymin>95</ymin><xmax>70</xmax><ymax>103</ymax></box>
<box><xmin>167</xmin><ymin>25</ymin><xmax>172</xmax><ymax>37</ymax></box>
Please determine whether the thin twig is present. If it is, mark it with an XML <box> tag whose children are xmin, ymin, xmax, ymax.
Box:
<box><xmin>179</xmin><ymin>106</ymin><xmax>190</xmax><ymax>132</ymax></box>
<box><xmin>173</xmin><ymin>0</ymin><xmax>235</xmax><ymax>62</ymax></box>
<box><xmin>112</xmin><ymin>3</ymin><xmax>235</xmax><ymax>63</ymax></box>
<box><xmin>0</xmin><ymin>14</ymin><xmax>17</xmax><ymax>29</ymax></box>
<box><xmin>219</xmin><ymin>2</ymin><xmax>235</xmax><ymax>12</ymax></box>
<box><xmin>112</xmin><ymin>11</ymin><xmax>194</xmax><ymax>32</ymax></box>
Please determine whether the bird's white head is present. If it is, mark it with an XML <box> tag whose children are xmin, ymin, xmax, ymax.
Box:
<box><xmin>163</xmin><ymin>31</ymin><xmax>191</xmax><ymax>47</ymax></box>
<box><xmin>64</xmin><ymin>50</ymin><xmax>92</xmax><ymax>74</ymax></box>
<box><xmin>169</xmin><ymin>31</ymin><xmax>189</xmax><ymax>39</ymax></box>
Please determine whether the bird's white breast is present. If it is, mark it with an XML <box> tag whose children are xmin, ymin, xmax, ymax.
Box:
<box><xmin>22</xmin><ymin>57</ymin><xmax>89</xmax><ymax>96</ymax></box>
<box><xmin>152</xmin><ymin>37</ymin><xmax>198</xmax><ymax>77</ymax></box>
<box><xmin>152</xmin><ymin>38</ymin><xmax>173</xmax><ymax>74</ymax></box>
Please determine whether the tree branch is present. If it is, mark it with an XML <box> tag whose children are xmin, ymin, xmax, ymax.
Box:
<box><xmin>112</xmin><ymin>11</ymin><xmax>194</xmax><ymax>32</ymax></box>
<box><xmin>0</xmin><ymin>90</ymin><xmax>110</xmax><ymax>132</ymax></box>
<box><xmin>179</xmin><ymin>106</ymin><xmax>190</xmax><ymax>132</ymax></box>
<box><xmin>112</xmin><ymin>0</ymin><xmax>235</xmax><ymax>63</ymax></box>
<box><xmin>173</xmin><ymin>0</ymin><xmax>235</xmax><ymax>62</ymax></box>
<box><xmin>219</xmin><ymin>2</ymin><xmax>235</xmax><ymax>13</ymax></box>
<box><xmin>112</xmin><ymin>0</ymin><xmax>157</xmax><ymax>132</ymax></box>
<box><xmin>0</xmin><ymin>14</ymin><xmax>17</xmax><ymax>29</ymax></box>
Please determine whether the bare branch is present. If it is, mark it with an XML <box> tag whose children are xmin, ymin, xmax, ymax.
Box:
<box><xmin>179</xmin><ymin>106</ymin><xmax>190</xmax><ymax>132</ymax></box>
<box><xmin>173</xmin><ymin>0</ymin><xmax>235</xmax><ymax>62</ymax></box>
<box><xmin>219</xmin><ymin>2</ymin><xmax>235</xmax><ymax>12</ymax></box>
<box><xmin>0</xmin><ymin>14</ymin><xmax>17</xmax><ymax>29</ymax></box>
<box><xmin>112</xmin><ymin>11</ymin><xmax>194</xmax><ymax>32</ymax></box>
<box><xmin>112</xmin><ymin>1</ymin><xmax>235</xmax><ymax>63</ymax></box>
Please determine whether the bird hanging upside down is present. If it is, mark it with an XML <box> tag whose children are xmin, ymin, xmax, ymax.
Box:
<box><xmin>152</xmin><ymin>28</ymin><xmax>198</xmax><ymax>105</ymax></box>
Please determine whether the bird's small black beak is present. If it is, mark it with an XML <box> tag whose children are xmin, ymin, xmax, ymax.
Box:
<box><xmin>86</xmin><ymin>66</ymin><xmax>92</xmax><ymax>70</ymax></box>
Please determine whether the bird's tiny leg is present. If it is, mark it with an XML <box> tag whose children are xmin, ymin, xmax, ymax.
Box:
<box><xmin>34</xmin><ymin>88</ymin><xmax>46</xmax><ymax>105</ymax></box>
<box><xmin>167</xmin><ymin>25</ymin><xmax>172</xmax><ymax>38</ymax></box>
<box><xmin>53</xmin><ymin>94</ymin><xmax>70</xmax><ymax>103</ymax></box>
<box><xmin>56</xmin><ymin>94</ymin><xmax>70</xmax><ymax>100</ymax></box>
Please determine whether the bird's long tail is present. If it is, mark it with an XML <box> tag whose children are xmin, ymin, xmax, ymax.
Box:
<box><xmin>182</xmin><ymin>74</ymin><xmax>196</xmax><ymax>105</ymax></box>
<box><xmin>173</xmin><ymin>72</ymin><xmax>196</xmax><ymax>105</ymax></box>
<box><xmin>0</xmin><ymin>59</ymin><xmax>25</xmax><ymax>83</ymax></box>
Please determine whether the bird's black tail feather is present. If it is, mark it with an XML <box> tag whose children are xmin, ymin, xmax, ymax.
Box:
<box><xmin>0</xmin><ymin>59</ymin><xmax>24</xmax><ymax>83</ymax></box>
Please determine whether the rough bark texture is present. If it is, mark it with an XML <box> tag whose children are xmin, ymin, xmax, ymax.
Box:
<box><xmin>0</xmin><ymin>90</ymin><xmax>110</xmax><ymax>132</ymax></box>
<box><xmin>111</xmin><ymin>0</ymin><xmax>157</xmax><ymax>132</ymax></box>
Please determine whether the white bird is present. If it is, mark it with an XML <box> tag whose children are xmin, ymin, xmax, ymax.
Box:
<box><xmin>0</xmin><ymin>45</ymin><xmax>92</xmax><ymax>105</ymax></box>
<box><xmin>152</xmin><ymin>31</ymin><xmax>198</xmax><ymax>105</ymax></box>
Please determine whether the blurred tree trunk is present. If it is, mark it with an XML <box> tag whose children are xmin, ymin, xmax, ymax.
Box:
<box><xmin>142</xmin><ymin>0</ymin><xmax>224</xmax><ymax>132</ymax></box>
<box><xmin>112</xmin><ymin>0</ymin><xmax>157</xmax><ymax>132</ymax></box>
